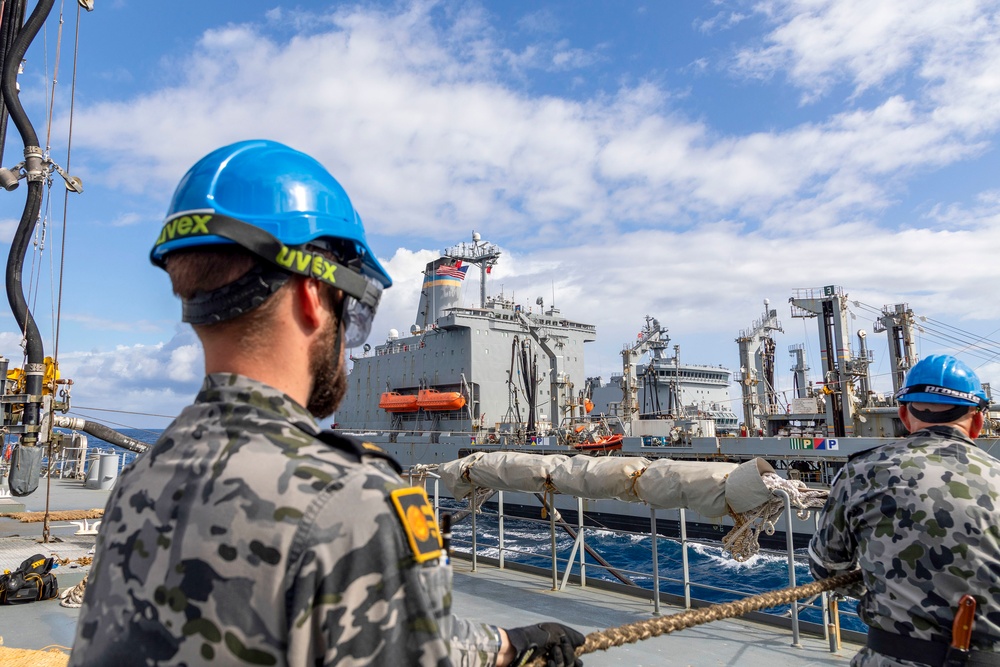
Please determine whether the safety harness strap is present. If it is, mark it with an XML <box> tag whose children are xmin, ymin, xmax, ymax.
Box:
<box><xmin>181</xmin><ymin>263</ymin><xmax>290</xmax><ymax>325</ymax></box>
<box><xmin>867</xmin><ymin>628</ymin><xmax>1000</xmax><ymax>667</ymax></box>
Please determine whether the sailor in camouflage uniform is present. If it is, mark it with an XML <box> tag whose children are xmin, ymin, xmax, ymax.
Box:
<box><xmin>70</xmin><ymin>140</ymin><xmax>585</xmax><ymax>667</ymax></box>
<box><xmin>809</xmin><ymin>355</ymin><xmax>1000</xmax><ymax>667</ymax></box>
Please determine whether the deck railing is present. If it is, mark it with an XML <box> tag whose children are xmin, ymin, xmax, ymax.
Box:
<box><xmin>410</xmin><ymin>469</ymin><xmax>861</xmax><ymax>653</ymax></box>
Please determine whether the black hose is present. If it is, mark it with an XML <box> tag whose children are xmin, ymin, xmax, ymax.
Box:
<box><xmin>0</xmin><ymin>0</ymin><xmax>28</xmax><ymax>164</ymax></box>
<box><xmin>78</xmin><ymin>420</ymin><xmax>149</xmax><ymax>454</ymax></box>
<box><xmin>54</xmin><ymin>416</ymin><xmax>150</xmax><ymax>454</ymax></box>
<box><xmin>1</xmin><ymin>0</ymin><xmax>55</xmax><ymax>433</ymax></box>
<box><xmin>1</xmin><ymin>0</ymin><xmax>50</xmax><ymax>146</ymax></box>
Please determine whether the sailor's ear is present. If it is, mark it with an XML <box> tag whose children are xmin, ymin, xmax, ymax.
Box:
<box><xmin>293</xmin><ymin>276</ymin><xmax>327</xmax><ymax>330</ymax></box>
<box><xmin>898</xmin><ymin>404</ymin><xmax>913</xmax><ymax>432</ymax></box>
<box><xmin>969</xmin><ymin>409</ymin><xmax>985</xmax><ymax>439</ymax></box>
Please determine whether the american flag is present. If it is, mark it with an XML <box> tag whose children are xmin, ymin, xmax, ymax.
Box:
<box><xmin>436</xmin><ymin>263</ymin><xmax>469</xmax><ymax>280</ymax></box>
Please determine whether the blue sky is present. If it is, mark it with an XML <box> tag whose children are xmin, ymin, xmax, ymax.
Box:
<box><xmin>3</xmin><ymin>0</ymin><xmax>1000</xmax><ymax>428</ymax></box>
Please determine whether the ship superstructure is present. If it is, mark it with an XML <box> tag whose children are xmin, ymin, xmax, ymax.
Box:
<box><xmin>589</xmin><ymin>316</ymin><xmax>739</xmax><ymax>439</ymax></box>
<box><xmin>337</xmin><ymin>232</ymin><xmax>597</xmax><ymax>440</ymax></box>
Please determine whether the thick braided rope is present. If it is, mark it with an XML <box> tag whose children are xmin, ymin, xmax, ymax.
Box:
<box><xmin>722</xmin><ymin>473</ymin><xmax>830</xmax><ymax>562</ymax></box>
<box><xmin>526</xmin><ymin>569</ymin><xmax>862</xmax><ymax>666</ymax></box>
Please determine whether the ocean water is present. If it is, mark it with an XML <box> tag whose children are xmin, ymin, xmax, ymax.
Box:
<box><xmin>79</xmin><ymin>429</ymin><xmax>865</xmax><ymax>634</ymax></box>
<box><xmin>443</xmin><ymin>502</ymin><xmax>866</xmax><ymax>634</ymax></box>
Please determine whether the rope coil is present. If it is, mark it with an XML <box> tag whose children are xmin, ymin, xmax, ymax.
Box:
<box><xmin>527</xmin><ymin>569</ymin><xmax>862</xmax><ymax>666</ymax></box>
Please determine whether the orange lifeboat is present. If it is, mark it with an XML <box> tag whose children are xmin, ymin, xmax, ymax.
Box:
<box><xmin>379</xmin><ymin>392</ymin><xmax>419</xmax><ymax>413</ymax></box>
<box><xmin>416</xmin><ymin>388</ymin><xmax>466</xmax><ymax>411</ymax></box>
<box><xmin>574</xmin><ymin>434</ymin><xmax>623</xmax><ymax>452</ymax></box>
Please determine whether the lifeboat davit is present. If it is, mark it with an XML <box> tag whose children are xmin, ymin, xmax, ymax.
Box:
<box><xmin>379</xmin><ymin>392</ymin><xmax>419</xmax><ymax>413</ymax></box>
<box><xmin>416</xmin><ymin>388</ymin><xmax>466</xmax><ymax>411</ymax></box>
<box><xmin>574</xmin><ymin>434</ymin><xmax>623</xmax><ymax>452</ymax></box>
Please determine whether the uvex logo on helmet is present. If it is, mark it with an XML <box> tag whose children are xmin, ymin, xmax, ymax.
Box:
<box><xmin>155</xmin><ymin>214</ymin><xmax>212</xmax><ymax>246</ymax></box>
<box><xmin>275</xmin><ymin>247</ymin><xmax>338</xmax><ymax>284</ymax></box>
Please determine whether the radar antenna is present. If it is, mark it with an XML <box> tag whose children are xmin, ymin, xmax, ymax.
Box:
<box><xmin>442</xmin><ymin>231</ymin><xmax>501</xmax><ymax>308</ymax></box>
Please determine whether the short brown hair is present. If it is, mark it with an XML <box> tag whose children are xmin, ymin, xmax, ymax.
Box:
<box><xmin>163</xmin><ymin>247</ymin><xmax>287</xmax><ymax>343</ymax></box>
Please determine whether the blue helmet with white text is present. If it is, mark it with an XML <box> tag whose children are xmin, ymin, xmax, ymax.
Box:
<box><xmin>895</xmin><ymin>354</ymin><xmax>988</xmax><ymax>408</ymax></box>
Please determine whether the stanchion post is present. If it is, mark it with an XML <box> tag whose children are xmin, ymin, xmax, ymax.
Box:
<box><xmin>499</xmin><ymin>490</ymin><xmax>505</xmax><ymax>570</ymax></box>
<box><xmin>578</xmin><ymin>496</ymin><xmax>586</xmax><ymax>587</ymax></box>
<box><xmin>471</xmin><ymin>495</ymin><xmax>478</xmax><ymax>573</ymax></box>
<box><xmin>651</xmin><ymin>507</ymin><xmax>660</xmax><ymax>615</ymax></box>
<box><xmin>433</xmin><ymin>478</ymin><xmax>440</xmax><ymax>527</ymax></box>
<box><xmin>775</xmin><ymin>489</ymin><xmax>801</xmax><ymax>647</ymax></box>
<box><xmin>550</xmin><ymin>494</ymin><xmax>558</xmax><ymax>591</ymax></box>
<box><xmin>680</xmin><ymin>507</ymin><xmax>691</xmax><ymax>610</ymax></box>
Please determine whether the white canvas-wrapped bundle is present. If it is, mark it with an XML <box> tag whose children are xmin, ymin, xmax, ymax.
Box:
<box><xmin>634</xmin><ymin>459</ymin><xmax>737</xmax><ymax>517</ymax></box>
<box><xmin>438</xmin><ymin>452</ymin><xmax>776</xmax><ymax>518</ymax></box>
<box><xmin>439</xmin><ymin>451</ymin><xmax>569</xmax><ymax>498</ymax></box>
<box><xmin>548</xmin><ymin>456</ymin><xmax>650</xmax><ymax>502</ymax></box>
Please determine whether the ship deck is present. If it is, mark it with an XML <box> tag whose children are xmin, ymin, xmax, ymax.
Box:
<box><xmin>0</xmin><ymin>477</ymin><xmax>865</xmax><ymax>665</ymax></box>
<box><xmin>0</xmin><ymin>476</ymin><xmax>107</xmax><ymax>658</ymax></box>
<box><xmin>451</xmin><ymin>557</ymin><xmax>862</xmax><ymax>666</ymax></box>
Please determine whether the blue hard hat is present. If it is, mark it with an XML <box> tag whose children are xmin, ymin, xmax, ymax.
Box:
<box><xmin>895</xmin><ymin>354</ymin><xmax>988</xmax><ymax>407</ymax></box>
<box><xmin>149</xmin><ymin>139</ymin><xmax>391</xmax><ymax>288</ymax></box>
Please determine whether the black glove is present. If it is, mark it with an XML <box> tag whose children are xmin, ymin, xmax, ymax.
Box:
<box><xmin>505</xmin><ymin>622</ymin><xmax>586</xmax><ymax>667</ymax></box>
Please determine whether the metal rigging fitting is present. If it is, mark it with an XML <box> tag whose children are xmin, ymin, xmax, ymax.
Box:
<box><xmin>0</xmin><ymin>154</ymin><xmax>83</xmax><ymax>193</ymax></box>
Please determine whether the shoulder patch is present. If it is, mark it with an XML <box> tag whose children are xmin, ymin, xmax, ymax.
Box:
<box><xmin>389</xmin><ymin>487</ymin><xmax>442</xmax><ymax>563</ymax></box>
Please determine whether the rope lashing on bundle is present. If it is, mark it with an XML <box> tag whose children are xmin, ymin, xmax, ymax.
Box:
<box><xmin>526</xmin><ymin>569</ymin><xmax>862</xmax><ymax>667</ymax></box>
<box><xmin>722</xmin><ymin>472</ymin><xmax>830</xmax><ymax>562</ymax></box>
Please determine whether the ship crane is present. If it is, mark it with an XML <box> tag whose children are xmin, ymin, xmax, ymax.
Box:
<box><xmin>735</xmin><ymin>301</ymin><xmax>783</xmax><ymax>433</ymax></box>
<box><xmin>789</xmin><ymin>285</ymin><xmax>856</xmax><ymax>438</ymax></box>
<box><xmin>872</xmin><ymin>303</ymin><xmax>917</xmax><ymax>395</ymax></box>
<box><xmin>620</xmin><ymin>316</ymin><xmax>669</xmax><ymax>428</ymax></box>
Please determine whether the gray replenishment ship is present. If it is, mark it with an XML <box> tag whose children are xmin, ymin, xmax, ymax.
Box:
<box><xmin>335</xmin><ymin>233</ymin><xmax>1000</xmax><ymax>548</ymax></box>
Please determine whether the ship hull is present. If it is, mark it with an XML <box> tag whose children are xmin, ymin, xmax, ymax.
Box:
<box><xmin>352</xmin><ymin>431</ymin><xmax>895</xmax><ymax>549</ymax></box>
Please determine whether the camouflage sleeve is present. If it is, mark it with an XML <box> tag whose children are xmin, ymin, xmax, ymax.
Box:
<box><xmin>421</xmin><ymin>558</ymin><xmax>502</xmax><ymax>663</ymax></box>
<box><xmin>284</xmin><ymin>465</ymin><xmax>499</xmax><ymax>666</ymax></box>
<box><xmin>808</xmin><ymin>464</ymin><xmax>864</xmax><ymax>596</ymax></box>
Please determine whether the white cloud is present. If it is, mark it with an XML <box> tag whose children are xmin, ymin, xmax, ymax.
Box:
<box><xmin>56</xmin><ymin>327</ymin><xmax>203</xmax><ymax>425</ymax></box>
<box><xmin>735</xmin><ymin>0</ymin><xmax>998</xmax><ymax>103</ymax></box>
<box><xmin>57</xmin><ymin>1</ymin><xmax>1000</xmax><ymax>247</ymax></box>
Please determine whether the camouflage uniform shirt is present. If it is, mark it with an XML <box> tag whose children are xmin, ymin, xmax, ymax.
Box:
<box><xmin>70</xmin><ymin>373</ymin><xmax>500</xmax><ymax>666</ymax></box>
<box><xmin>809</xmin><ymin>425</ymin><xmax>1000</xmax><ymax>667</ymax></box>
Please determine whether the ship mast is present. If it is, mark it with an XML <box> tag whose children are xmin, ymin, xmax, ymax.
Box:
<box><xmin>873</xmin><ymin>303</ymin><xmax>917</xmax><ymax>395</ymax></box>
<box><xmin>735</xmin><ymin>300</ymin><xmax>783</xmax><ymax>433</ymax></box>
<box><xmin>442</xmin><ymin>231</ymin><xmax>500</xmax><ymax>307</ymax></box>
<box><xmin>789</xmin><ymin>285</ymin><xmax>855</xmax><ymax>438</ymax></box>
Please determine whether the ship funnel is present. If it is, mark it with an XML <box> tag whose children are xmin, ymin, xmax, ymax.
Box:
<box><xmin>416</xmin><ymin>257</ymin><xmax>469</xmax><ymax>329</ymax></box>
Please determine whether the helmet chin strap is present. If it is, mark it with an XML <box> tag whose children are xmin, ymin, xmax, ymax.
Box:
<box><xmin>182</xmin><ymin>264</ymin><xmax>290</xmax><ymax>325</ymax></box>
<box><xmin>906</xmin><ymin>404</ymin><xmax>974</xmax><ymax>424</ymax></box>
<box><xmin>333</xmin><ymin>295</ymin><xmax>346</xmax><ymax>369</ymax></box>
